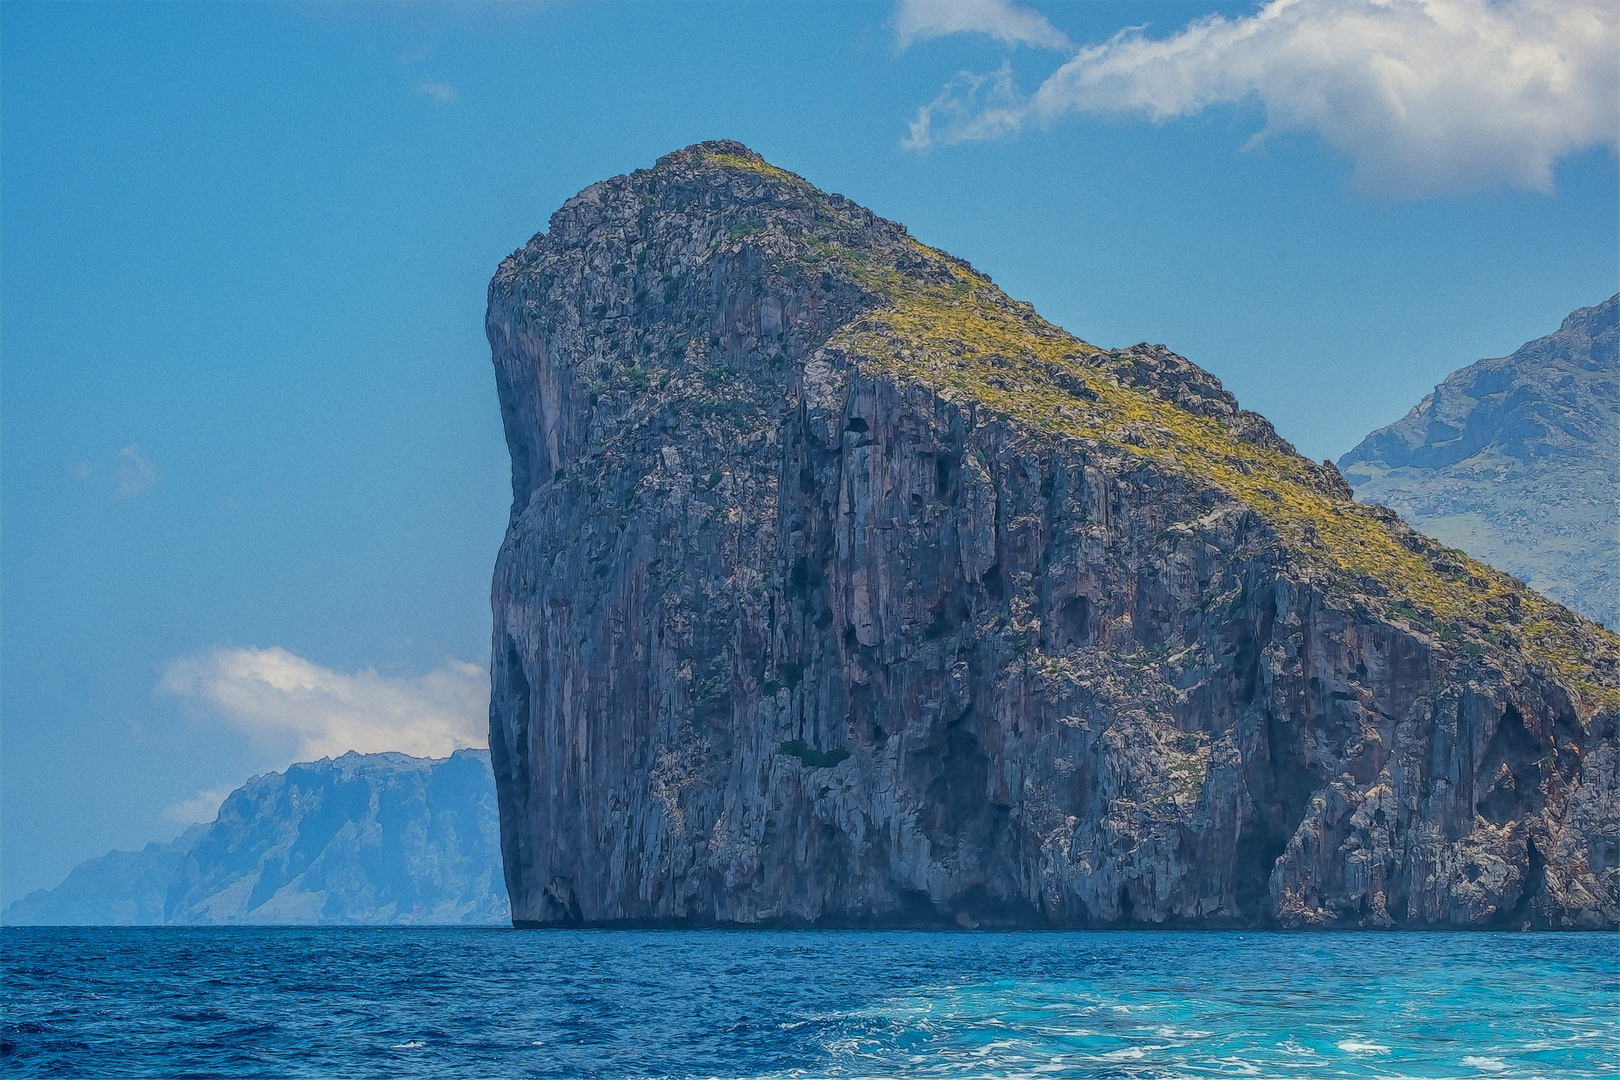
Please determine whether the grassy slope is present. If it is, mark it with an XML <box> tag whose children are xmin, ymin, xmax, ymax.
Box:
<box><xmin>697</xmin><ymin>148</ymin><xmax>1619</xmax><ymax>710</ymax></box>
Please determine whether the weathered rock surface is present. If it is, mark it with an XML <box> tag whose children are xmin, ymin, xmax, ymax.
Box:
<box><xmin>3</xmin><ymin>751</ymin><xmax>507</xmax><ymax>925</ymax></box>
<box><xmin>486</xmin><ymin>142</ymin><xmax>1619</xmax><ymax>929</ymax></box>
<box><xmin>1340</xmin><ymin>296</ymin><xmax>1619</xmax><ymax>629</ymax></box>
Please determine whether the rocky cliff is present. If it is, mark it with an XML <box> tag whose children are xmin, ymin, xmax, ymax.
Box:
<box><xmin>1339</xmin><ymin>296</ymin><xmax>1619</xmax><ymax>630</ymax></box>
<box><xmin>486</xmin><ymin>142</ymin><xmax>1619</xmax><ymax>929</ymax></box>
<box><xmin>3</xmin><ymin>751</ymin><xmax>507</xmax><ymax>925</ymax></box>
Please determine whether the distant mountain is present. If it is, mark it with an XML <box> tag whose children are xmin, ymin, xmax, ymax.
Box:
<box><xmin>1339</xmin><ymin>295</ymin><xmax>1619</xmax><ymax>629</ymax></box>
<box><xmin>3</xmin><ymin>750</ymin><xmax>508</xmax><ymax>926</ymax></box>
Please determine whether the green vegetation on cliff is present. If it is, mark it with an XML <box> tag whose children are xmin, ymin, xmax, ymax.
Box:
<box><xmin>695</xmin><ymin>144</ymin><xmax>1618</xmax><ymax>708</ymax></box>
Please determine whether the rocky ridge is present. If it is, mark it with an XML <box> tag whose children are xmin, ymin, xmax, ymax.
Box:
<box><xmin>1339</xmin><ymin>296</ymin><xmax>1619</xmax><ymax>629</ymax></box>
<box><xmin>486</xmin><ymin>142</ymin><xmax>1619</xmax><ymax>929</ymax></box>
<box><xmin>3</xmin><ymin>751</ymin><xmax>507</xmax><ymax>926</ymax></box>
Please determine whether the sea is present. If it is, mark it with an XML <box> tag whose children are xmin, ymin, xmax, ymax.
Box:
<box><xmin>2</xmin><ymin>928</ymin><xmax>1615</xmax><ymax>1078</ymax></box>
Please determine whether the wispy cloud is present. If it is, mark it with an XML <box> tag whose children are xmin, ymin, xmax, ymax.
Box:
<box><xmin>114</xmin><ymin>444</ymin><xmax>158</xmax><ymax>498</ymax></box>
<box><xmin>903</xmin><ymin>62</ymin><xmax>1025</xmax><ymax>151</ymax></box>
<box><xmin>418</xmin><ymin>80</ymin><xmax>459</xmax><ymax>104</ymax></box>
<box><xmin>161</xmin><ymin>647</ymin><xmax>488</xmax><ymax>761</ymax></box>
<box><xmin>893</xmin><ymin>0</ymin><xmax>1070</xmax><ymax>51</ymax></box>
<box><xmin>900</xmin><ymin>0</ymin><xmax>1620</xmax><ymax>197</ymax></box>
<box><xmin>163</xmin><ymin>785</ymin><xmax>237</xmax><ymax>826</ymax></box>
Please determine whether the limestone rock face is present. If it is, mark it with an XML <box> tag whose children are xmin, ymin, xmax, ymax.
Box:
<box><xmin>486</xmin><ymin>142</ymin><xmax>1619</xmax><ymax>929</ymax></box>
<box><xmin>1340</xmin><ymin>295</ymin><xmax>1619</xmax><ymax>629</ymax></box>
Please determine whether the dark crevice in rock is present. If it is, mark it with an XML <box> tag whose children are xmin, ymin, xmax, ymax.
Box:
<box><xmin>1477</xmin><ymin>705</ymin><xmax>1543</xmax><ymax>827</ymax></box>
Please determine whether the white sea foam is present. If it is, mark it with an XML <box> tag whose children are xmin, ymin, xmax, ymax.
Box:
<box><xmin>1209</xmin><ymin>1056</ymin><xmax>1263</xmax><ymax>1075</ymax></box>
<box><xmin>972</xmin><ymin>1039</ymin><xmax>1027</xmax><ymax>1057</ymax></box>
<box><xmin>390</xmin><ymin>1040</ymin><xmax>425</xmax><ymax>1050</ymax></box>
<box><xmin>1337</xmin><ymin>1039</ymin><xmax>1391</xmax><ymax>1053</ymax></box>
<box><xmin>1462</xmin><ymin>1057</ymin><xmax>1508</xmax><ymax>1071</ymax></box>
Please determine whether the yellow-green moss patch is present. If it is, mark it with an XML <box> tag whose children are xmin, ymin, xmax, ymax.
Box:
<box><xmin>700</xmin><ymin>150</ymin><xmax>798</xmax><ymax>184</ymax></box>
<box><xmin>824</xmin><ymin>240</ymin><xmax>1619</xmax><ymax>709</ymax></box>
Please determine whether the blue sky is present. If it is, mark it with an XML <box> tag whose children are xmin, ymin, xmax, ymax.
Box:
<box><xmin>2</xmin><ymin>0</ymin><xmax>1616</xmax><ymax>904</ymax></box>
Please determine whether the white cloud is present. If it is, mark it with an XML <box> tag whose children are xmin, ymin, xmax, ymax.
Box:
<box><xmin>903</xmin><ymin>62</ymin><xmax>1027</xmax><ymax>151</ymax></box>
<box><xmin>161</xmin><ymin>646</ymin><xmax>488</xmax><ymax>761</ymax></box>
<box><xmin>901</xmin><ymin>0</ymin><xmax>1620</xmax><ymax>196</ymax></box>
<box><xmin>894</xmin><ymin>0</ymin><xmax>1070</xmax><ymax>51</ymax></box>
<box><xmin>163</xmin><ymin>785</ymin><xmax>237</xmax><ymax>826</ymax></box>
<box><xmin>418</xmin><ymin>80</ymin><xmax>459</xmax><ymax>103</ymax></box>
<box><xmin>114</xmin><ymin>444</ymin><xmax>158</xmax><ymax>498</ymax></box>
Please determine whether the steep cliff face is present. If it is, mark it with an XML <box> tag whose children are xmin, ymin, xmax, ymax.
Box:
<box><xmin>1340</xmin><ymin>296</ymin><xmax>1619</xmax><ymax>629</ymax></box>
<box><xmin>4</xmin><ymin>751</ymin><xmax>508</xmax><ymax>926</ymax></box>
<box><xmin>486</xmin><ymin>142</ymin><xmax>1619</xmax><ymax>929</ymax></box>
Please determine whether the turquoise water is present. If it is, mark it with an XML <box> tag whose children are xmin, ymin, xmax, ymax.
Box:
<box><xmin>2</xmin><ymin>928</ymin><xmax>1616</xmax><ymax>1077</ymax></box>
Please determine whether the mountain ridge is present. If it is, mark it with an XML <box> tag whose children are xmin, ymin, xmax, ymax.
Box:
<box><xmin>3</xmin><ymin>750</ymin><xmax>507</xmax><ymax>926</ymax></box>
<box><xmin>1339</xmin><ymin>295</ymin><xmax>1618</xmax><ymax>630</ymax></box>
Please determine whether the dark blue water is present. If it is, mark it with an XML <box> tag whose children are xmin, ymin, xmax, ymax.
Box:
<box><xmin>2</xmin><ymin>928</ymin><xmax>1615</xmax><ymax>1078</ymax></box>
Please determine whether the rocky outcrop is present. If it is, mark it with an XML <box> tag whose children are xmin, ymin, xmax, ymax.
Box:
<box><xmin>486</xmin><ymin>142</ymin><xmax>1619</xmax><ymax>929</ymax></box>
<box><xmin>1340</xmin><ymin>296</ymin><xmax>1619</xmax><ymax>629</ymax></box>
<box><xmin>3</xmin><ymin>751</ymin><xmax>507</xmax><ymax>925</ymax></box>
